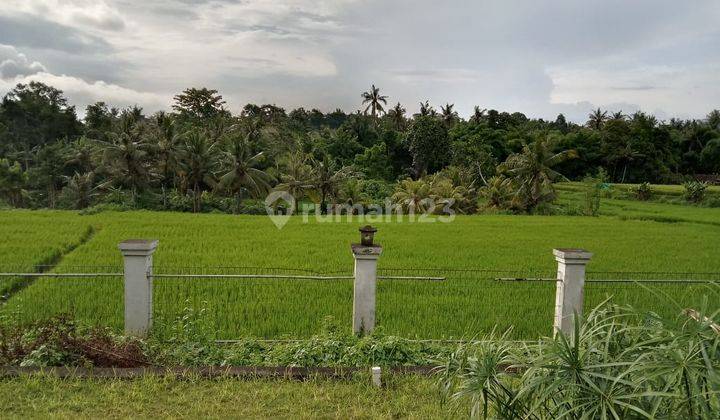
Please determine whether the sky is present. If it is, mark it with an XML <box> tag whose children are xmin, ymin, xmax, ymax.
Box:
<box><xmin>0</xmin><ymin>0</ymin><xmax>718</xmax><ymax>122</ymax></box>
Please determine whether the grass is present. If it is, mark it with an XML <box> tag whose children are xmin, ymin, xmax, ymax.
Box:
<box><xmin>2</xmin><ymin>188</ymin><xmax>720</xmax><ymax>339</ymax></box>
<box><xmin>0</xmin><ymin>374</ymin><xmax>451</xmax><ymax>419</ymax></box>
<box><xmin>0</xmin><ymin>211</ymin><xmax>93</xmax><ymax>297</ymax></box>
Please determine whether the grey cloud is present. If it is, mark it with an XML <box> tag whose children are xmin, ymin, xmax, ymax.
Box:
<box><xmin>0</xmin><ymin>13</ymin><xmax>112</xmax><ymax>53</ymax></box>
<box><xmin>610</xmin><ymin>86</ymin><xmax>662</xmax><ymax>91</ymax></box>
<box><xmin>0</xmin><ymin>45</ymin><xmax>47</xmax><ymax>78</ymax></box>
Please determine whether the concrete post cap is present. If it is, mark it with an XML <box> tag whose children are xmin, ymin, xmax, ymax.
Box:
<box><xmin>351</xmin><ymin>244</ymin><xmax>382</xmax><ymax>258</ymax></box>
<box><xmin>119</xmin><ymin>239</ymin><xmax>159</xmax><ymax>255</ymax></box>
<box><xmin>553</xmin><ymin>248</ymin><xmax>592</xmax><ymax>262</ymax></box>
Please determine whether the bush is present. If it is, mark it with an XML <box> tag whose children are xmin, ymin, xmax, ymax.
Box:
<box><xmin>582</xmin><ymin>175</ymin><xmax>602</xmax><ymax>216</ymax></box>
<box><xmin>0</xmin><ymin>315</ymin><xmax>148</xmax><ymax>367</ymax></box>
<box><xmin>634</xmin><ymin>182</ymin><xmax>653</xmax><ymax>200</ymax></box>
<box><xmin>683</xmin><ymin>180</ymin><xmax>708</xmax><ymax>203</ymax></box>
<box><xmin>437</xmin><ymin>298</ymin><xmax>720</xmax><ymax>419</ymax></box>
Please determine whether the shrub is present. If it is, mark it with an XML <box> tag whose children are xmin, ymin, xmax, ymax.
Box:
<box><xmin>437</xmin><ymin>298</ymin><xmax>720</xmax><ymax>419</ymax></box>
<box><xmin>683</xmin><ymin>180</ymin><xmax>708</xmax><ymax>203</ymax></box>
<box><xmin>0</xmin><ymin>315</ymin><xmax>148</xmax><ymax>367</ymax></box>
<box><xmin>634</xmin><ymin>182</ymin><xmax>653</xmax><ymax>200</ymax></box>
<box><xmin>582</xmin><ymin>175</ymin><xmax>602</xmax><ymax>216</ymax></box>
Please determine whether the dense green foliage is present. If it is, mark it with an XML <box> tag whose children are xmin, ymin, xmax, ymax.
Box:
<box><xmin>1</xmin><ymin>83</ymin><xmax>718</xmax><ymax>214</ymax></box>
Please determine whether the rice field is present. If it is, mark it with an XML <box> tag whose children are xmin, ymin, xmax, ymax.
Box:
<box><xmin>1</xmin><ymin>196</ymin><xmax>719</xmax><ymax>339</ymax></box>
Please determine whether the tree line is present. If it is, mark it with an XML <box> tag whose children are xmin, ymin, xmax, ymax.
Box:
<box><xmin>0</xmin><ymin>81</ymin><xmax>718</xmax><ymax>214</ymax></box>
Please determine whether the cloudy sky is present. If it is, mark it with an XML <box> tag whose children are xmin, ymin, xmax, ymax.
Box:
<box><xmin>0</xmin><ymin>0</ymin><xmax>718</xmax><ymax>122</ymax></box>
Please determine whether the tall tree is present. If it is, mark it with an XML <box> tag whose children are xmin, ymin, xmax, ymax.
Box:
<box><xmin>470</xmin><ymin>106</ymin><xmax>486</xmax><ymax>123</ymax></box>
<box><xmin>0</xmin><ymin>82</ymin><xmax>81</xmax><ymax>167</ymax></box>
<box><xmin>216</xmin><ymin>135</ymin><xmax>273</xmax><ymax>213</ymax></box>
<box><xmin>276</xmin><ymin>152</ymin><xmax>314</xmax><ymax>207</ymax></box>
<box><xmin>151</xmin><ymin>112</ymin><xmax>184</xmax><ymax>204</ymax></box>
<box><xmin>172</xmin><ymin>88</ymin><xmax>228</xmax><ymax>123</ymax></box>
<box><xmin>361</xmin><ymin>84</ymin><xmax>388</xmax><ymax>118</ymax></box>
<box><xmin>406</xmin><ymin>115</ymin><xmax>450</xmax><ymax>177</ymax></box>
<box><xmin>310</xmin><ymin>155</ymin><xmax>354</xmax><ymax>213</ymax></box>
<box><xmin>387</xmin><ymin>102</ymin><xmax>406</xmax><ymax>129</ymax></box>
<box><xmin>587</xmin><ymin>108</ymin><xmax>608</xmax><ymax>130</ymax></box>
<box><xmin>179</xmin><ymin>130</ymin><xmax>219</xmax><ymax>212</ymax></box>
<box><xmin>499</xmin><ymin>137</ymin><xmax>577</xmax><ymax>211</ymax></box>
<box><xmin>418</xmin><ymin>100</ymin><xmax>435</xmax><ymax>117</ymax></box>
<box><xmin>97</xmin><ymin>113</ymin><xmax>151</xmax><ymax>204</ymax></box>
<box><xmin>440</xmin><ymin>103</ymin><xmax>458</xmax><ymax>127</ymax></box>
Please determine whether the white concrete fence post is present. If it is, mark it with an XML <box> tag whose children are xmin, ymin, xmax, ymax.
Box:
<box><xmin>553</xmin><ymin>248</ymin><xmax>592</xmax><ymax>337</ymax></box>
<box><xmin>119</xmin><ymin>239</ymin><xmax>158</xmax><ymax>336</ymax></box>
<box><xmin>351</xmin><ymin>226</ymin><xmax>382</xmax><ymax>335</ymax></box>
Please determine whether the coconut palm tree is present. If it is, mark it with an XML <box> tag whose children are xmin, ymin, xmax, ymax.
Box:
<box><xmin>441</xmin><ymin>103</ymin><xmax>458</xmax><ymax>127</ymax></box>
<box><xmin>309</xmin><ymin>155</ymin><xmax>355</xmax><ymax>214</ymax></box>
<box><xmin>470</xmin><ymin>106</ymin><xmax>487</xmax><ymax>123</ymax></box>
<box><xmin>178</xmin><ymin>130</ymin><xmax>219</xmax><ymax>212</ymax></box>
<box><xmin>96</xmin><ymin>114</ymin><xmax>150</xmax><ymax>204</ymax></box>
<box><xmin>610</xmin><ymin>110</ymin><xmax>626</xmax><ymax>121</ymax></box>
<box><xmin>361</xmin><ymin>84</ymin><xmax>388</xmax><ymax>118</ymax></box>
<box><xmin>63</xmin><ymin>171</ymin><xmax>98</xmax><ymax>209</ymax></box>
<box><xmin>388</xmin><ymin>102</ymin><xmax>406</xmax><ymax>129</ymax></box>
<box><xmin>336</xmin><ymin>178</ymin><xmax>369</xmax><ymax>213</ymax></box>
<box><xmin>418</xmin><ymin>100</ymin><xmax>435</xmax><ymax>117</ymax></box>
<box><xmin>151</xmin><ymin>112</ymin><xmax>184</xmax><ymax>205</ymax></box>
<box><xmin>499</xmin><ymin>137</ymin><xmax>578</xmax><ymax>211</ymax></box>
<box><xmin>587</xmin><ymin>108</ymin><xmax>608</xmax><ymax>130</ymax></box>
<box><xmin>275</xmin><ymin>151</ymin><xmax>314</xmax><ymax>209</ymax></box>
<box><xmin>391</xmin><ymin>178</ymin><xmax>432</xmax><ymax>213</ymax></box>
<box><xmin>216</xmin><ymin>135</ymin><xmax>273</xmax><ymax>213</ymax></box>
<box><xmin>479</xmin><ymin>175</ymin><xmax>512</xmax><ymax>209</ymax></box>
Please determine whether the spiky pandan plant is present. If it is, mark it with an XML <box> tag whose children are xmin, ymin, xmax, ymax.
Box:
<box><xmin>438</xmin><ymin>290</ymin><xmax>720</xmax><ymax>419</ymax></box>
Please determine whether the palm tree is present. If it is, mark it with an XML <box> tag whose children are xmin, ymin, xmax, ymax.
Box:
<box><xmin>63</xmin><ymin>171</ymin><xmax>98</xmax><ymax>209</ymax></box>
<box><xmin>391</xmin><ymin>178</ymin><xmax>432</xmax><ymax>213</ymax></box>
<box><xmin>499</xmin><ymin>137</ymin><xmax>578</xmax><ymax>211</ymax></box>
<box><xmin>388</xmin><ymin>102</ymin><xmax>406</xmax><ymax>129</ymax></box>
<box><xmin>336</xmin><ymin>178</ymin><xmax>368</xmax><ymax>213</ymax></box>
<box><xmin>152</xmin><ymin>112</ymin><xmax>184</xmax><ymax>206</ymax></box>
<box><xmin>216</xmin><ymin>136</ymin><xmax>273</xmax><ymax>213</ymax></box>
<box><xmin>610</xmin><ymin>110</ymin><xmax>626</xmax><ymax>121</ymax></box>
<box><xmin>470</xmin><ymin>106</ymin><xmax>486</xmax><ymax>123</ymax></box>
<box><xmin>361</xmin><ymin>84</ymin><xmax>388</xmax><ymax>118</ymax></box>
<box><xmin>275</xmin><ymin>151</ymin><xmax>314</xmax><ymax>209</ymax></box>
<box><xmin>310</xmin><ymin>155</ymin><xmax>355</xmax><ymax>214</ymax></box>
<box><xmin>441</xmin><ymin>103</ymin><xmax>458</xmax><ymax>127</ymax></box>
<box><xmin>97</xmin><ymin>114</ymin><xmax>150</xmax><ymax>204</ymax></box>
<box><xmin>479</xmin><ymin>176</ymin><xmax>512</xmax><ymax>209</ymax></box>
<box><xmin>586</xmin><ymin>108</ymin><xmax>608</xmax><ymax>130</ymax></box>
<box><xmin>418</xmin><ymin>100</ymin><xmax>435</xmax><ymax>117</ymax></box>
<box><xmin>178</xmin><ymin>130</ymin><xmax>219</xmax><ymax>212</ymax></box>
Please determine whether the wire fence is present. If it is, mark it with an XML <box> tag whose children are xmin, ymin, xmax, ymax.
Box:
<box><xmin>1</xmin><ymin>265</ymin><xmax>719</xmax><ymax>340</ymax></box>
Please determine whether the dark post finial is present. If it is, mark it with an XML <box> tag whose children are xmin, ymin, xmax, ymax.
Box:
<box><xmin>359</xmin><ymin>225</ymin><xmax>377</xmax><ymax>246</ymax></box>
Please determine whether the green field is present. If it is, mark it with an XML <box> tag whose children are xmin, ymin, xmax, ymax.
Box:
<box><xmin>2</xmin><ymin>192</ymin><xmax>719</xmax><ymax>339</ymax></box>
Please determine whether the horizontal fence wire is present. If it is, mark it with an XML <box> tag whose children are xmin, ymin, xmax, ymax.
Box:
<box><xmin>2</xmin><ymin>265</ymin><xmax>720</xmax><ymax>340</ymax></box>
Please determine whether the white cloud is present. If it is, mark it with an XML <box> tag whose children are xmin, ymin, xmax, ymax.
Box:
<box><xmin>0</xmin><ymin>72</ymin><xmax>169</xmax><ymax>116</ymax></box>
<box><xmin>0</xmin><ymin>0</ymin><xmax>719</xmax><ymax>121</ymax></box>
<box><xmin>2</xmin><ymin>0</ymin><xmax>125</xmax><ymax>31</ymax></box>
<box><xmin>0</xmin><ymin>44</ymin><xmax>46</xmax><ymax>78</ymax></box>
<box><xmin>547</xmin><ymin>63</ymin><xmax>720</xmax><ymax>118</ymax></box>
